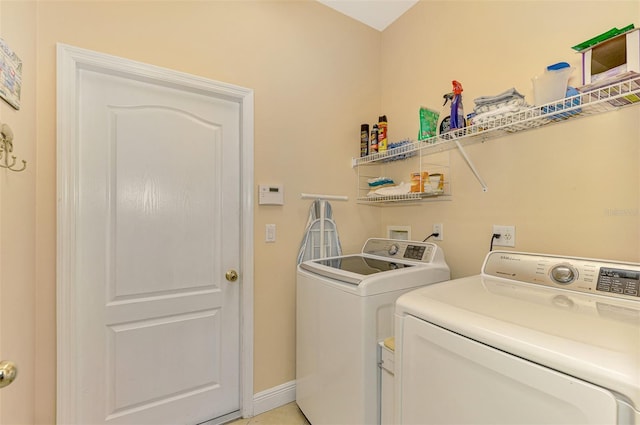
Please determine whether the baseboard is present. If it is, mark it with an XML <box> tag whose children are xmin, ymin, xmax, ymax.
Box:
<box><xmin>252</xmin><ymin>380</ymin><xmax>297</xmax><ymax>416</ymax></box>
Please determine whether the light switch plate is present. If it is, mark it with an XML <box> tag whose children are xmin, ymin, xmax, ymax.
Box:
<box><xmin>266</xmin><ymin>224</ymin><xmax>276</xmax><ymax>242</ymax></box>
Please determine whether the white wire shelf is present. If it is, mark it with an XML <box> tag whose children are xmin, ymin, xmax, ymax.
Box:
<box><xmin>352</xmin><ymin>74</ymin><xmax>640</xmax><ymax>168</ymax></box>
<box><xmin>357</xmin><ymin>190</ymin><xmax>448</xmax><ymax>204</ymax></box>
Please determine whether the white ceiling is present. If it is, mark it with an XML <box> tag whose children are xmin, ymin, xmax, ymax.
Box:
<box><xmin>316</xmin><ymin>0</ymin><xmax>419</xmax><ymax>31</ymax></box>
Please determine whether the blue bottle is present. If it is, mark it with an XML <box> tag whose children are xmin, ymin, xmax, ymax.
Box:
<box><xmin>450</xmin><ymin>80</ymin><xmax>465</xmax><ymax>130</ymax></box>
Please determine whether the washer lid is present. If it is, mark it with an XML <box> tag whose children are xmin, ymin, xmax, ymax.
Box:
<box><xmin>298</xmin><ymin>238</ymin><xmax>450</xmax><ymax>293</ymax></box>
<box><xmin>300</xmin><ymin>254</ymin><xmax>414</xmax><ymax>284</ymax></box>
<box><xmin>396</xmin><ymin>273</ymin><xmax>640</xmax><ymax>409</ymax></box>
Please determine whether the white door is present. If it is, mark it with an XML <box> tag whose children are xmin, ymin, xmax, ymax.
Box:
<box><xmin>57</xmin><ymin>45</ymin><xmax>254</xmax><ymax>425</ymax></box>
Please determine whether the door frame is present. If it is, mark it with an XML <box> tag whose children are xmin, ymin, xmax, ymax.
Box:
<box><xmin>56</xmin><ymin>43</ymin><xmax>254</xmax><ymax>423</ymax></box>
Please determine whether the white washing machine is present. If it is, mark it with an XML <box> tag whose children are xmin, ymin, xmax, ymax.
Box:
<box><xmin>296</xmin><ymin>238</ymin><xmax>450</xmax><ymax>425</ymax></box>
<box><xmin>395</xmin><ymin>251</ymin><xmax>640</xmax><ymax>424</ymax></box>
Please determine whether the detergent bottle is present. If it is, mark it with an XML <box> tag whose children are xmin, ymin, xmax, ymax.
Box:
<box><xmin>450</xmin><ymin>80</ymin><xmax>465</xmax><ymax>130</ymax></box>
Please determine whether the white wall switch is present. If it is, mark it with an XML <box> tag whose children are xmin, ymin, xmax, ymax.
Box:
<box><xmin>266</xmin><ymin>224</ymin><xmax>276</xmax><ymax>242</ymax></box>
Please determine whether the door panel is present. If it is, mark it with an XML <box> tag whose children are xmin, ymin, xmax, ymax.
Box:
<box><xmin>108</xmin><ymin>311</ymin><xmax>220</xmax><ymax>412</ymax></box>
<box><xmin>112</xmin><ymin>107</ymin><xmax>220</xmax><ymax>297</ymax></box>
<box><xmin>72</xmin><ymin>65</ymin><xmax>240</xmax><ymax>424</ymax></box>
<box><xmin>398</xmin><ymin>315</ymin><xmax>618</xmax><ymax>425</ymax></box>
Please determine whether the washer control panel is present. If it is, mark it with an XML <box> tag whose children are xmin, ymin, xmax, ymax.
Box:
<box><xmin>362</xmin><ymin>238</ymin><xmax>437</xmax><ymax>264</ymax></box>
<box><xmin>483</xmin><ymin>251</ymin><xmax>640</xmax><ymax>301</ymax></box>
<box><xmin>550</xmin><ymin>263</ymin><xmax>579</xmax><ymax>285</ymax></box>
<box><xmin>596</xmin><ymin>267</ymin><xmax>640</xmax><ymax>298</ymax></box>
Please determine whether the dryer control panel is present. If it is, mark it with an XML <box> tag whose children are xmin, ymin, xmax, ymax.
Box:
<box><xmin>362</xmin><ymin>238</ymin><xmax>439</xmax><ymax>264</ymax></box>
<box><xmin>483</xmin><ymin>251</ymin><xmax>640</xmax><ymax>301</ymax></box>
<box><xmin>596</xmin><ymin>267</ymin><xmax>640</xmax><ymax>298</ymax></box>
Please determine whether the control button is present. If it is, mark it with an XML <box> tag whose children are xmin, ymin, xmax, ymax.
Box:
<box><xmin>388</xmin><ymin>244</ymin><xmax>399</xmax><ymax>256</ymax></box>
<box><xmin>550</xmin><ymin>264</ymin><xmax>578</xmax><ymax>285</ymax></box>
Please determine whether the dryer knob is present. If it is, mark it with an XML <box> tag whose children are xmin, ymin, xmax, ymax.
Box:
<box><xmin>388</xmin><ymin>244</ymin><xmax>399</xmax><ymax>256</ymax></box>
<box><xmin>550</xmin><ymin>264</ymin><xmax>578</xmax><ymax>285</ymax></box>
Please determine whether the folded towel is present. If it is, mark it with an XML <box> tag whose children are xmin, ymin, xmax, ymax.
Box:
<box><xmin>471</xmin><ymin>103</ymin><xmax>548</xmax><ymax>132</ymax></box>
<box><xmin>367</xmin><ymin>177</ymin><xmax>394</xmax><ymax>187</ymax></box>
<box><xmin>367</xmin><ymin>181</ymin><xmax>412</xmax><ymax>197</ymax></box>
<box><xmin>470</xmin><ymin>104</ymin><xmax>536</xmax><ymax>130</ymax></box>
<box><xmin>474</xmin><ymin>88</ymin><xmax>525</xmax><ymax>106</ymax></box>
<box><xmin>472</xmin><ymin>103</ymin><xmax>524</xmax><ymax>122</ymax></box>
<box><xmin>474</xmin><ymin>97</ymin><xmax>528</xmax><ymax>115</ymax></box>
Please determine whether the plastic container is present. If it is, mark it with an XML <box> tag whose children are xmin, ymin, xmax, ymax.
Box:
<box><xmin>532</xmin><ymin>67</ymin><xmax>573</xmax><ymax>105</ymax></box>
<box><xmin>410</xmin><ymin>171</ymin><xmax>428</xmax><ymax>193</ymax></box>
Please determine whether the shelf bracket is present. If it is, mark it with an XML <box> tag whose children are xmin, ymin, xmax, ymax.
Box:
<box><xmin>453</xmin><ymin>139</ymin><xmax>487</xmax><ymax>192</ymax></box>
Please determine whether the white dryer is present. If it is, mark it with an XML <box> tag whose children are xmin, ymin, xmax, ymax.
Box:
<box><xmin>296</xmin><ymin>238</ymin><xmax>450</xmax><ymax>425</ymax></box>
<box><xmin>395</xmin><ymin>251</ymin><xmax>640</xmax><ymax>424</ymax></box>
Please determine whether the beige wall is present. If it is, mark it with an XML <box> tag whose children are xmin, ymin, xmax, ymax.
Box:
<box><xmin>1</xmin><ymin>1</ymin><xmax>639</xmax><ymax>423</ymax></box>
<box><xmin>33</xmin><ymin>1</ymin><xmax>382</xmax><ymax>422</ymax></box>
<box><xmin>381</xmin><ymin>0</ymin><xmax>640</xmax><ymax>277</ymax></box>
<box><xmin>0</xmin><ymin>1</ymin><xmax>37</xmax><ymax>424</ymax></box>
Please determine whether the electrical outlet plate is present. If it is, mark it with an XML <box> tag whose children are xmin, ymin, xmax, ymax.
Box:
<box><xmin>433</xmin><ymin>223</ymin><xmax>443</xmax><ymax>241</ymax></box>
<box><xmin>493</xmin><ymin>225</ymin><xmax>515</xmax><ymax>247</ymax></box>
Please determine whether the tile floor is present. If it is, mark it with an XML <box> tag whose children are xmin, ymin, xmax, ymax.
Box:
<box><xmin>227</xmin><ymin>402</ymin><xmax>310</xmax><ymax>425</ymax></box>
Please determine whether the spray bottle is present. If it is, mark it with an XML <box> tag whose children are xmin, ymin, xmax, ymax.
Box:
<box><xmin>450</xmin><ymin>80</ymin><xmax>465</xmax><ymax>130</ymax></box>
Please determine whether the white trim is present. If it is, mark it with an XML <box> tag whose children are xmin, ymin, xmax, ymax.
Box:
<box><xmin>56</xmin><ymin>43</ymin><xmax>254</xmax><ymax>423</ymax></box>
<box><xmin>252</xmin><ymin>380</ymin><xmax>297</xmax><ymax>417</ymax></box>
<box><xmin>239</xmin><ymin>71</ymin><xmax>255</xmax><ymax>421</ymax></box>
<box><xmin>56</xmin><ymin>43</ymin><xmax>80</xmax><ymax>424</ymax></box>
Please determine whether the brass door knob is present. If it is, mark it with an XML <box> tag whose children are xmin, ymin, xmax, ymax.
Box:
<box><xmin>0</xmin><ymin>360</ymin><xmax>17</xmax><ymax>389</ymax></box>
<box><xmin>225</xmin><ymin>270</ymin><xmax>239</xmax><ymax>282</ymax></box>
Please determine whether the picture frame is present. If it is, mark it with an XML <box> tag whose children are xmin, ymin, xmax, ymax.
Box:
<box><xmin>0</xmin><ymin>38</ymin><xmax>22</xmax><ymax>110</ymax></box>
